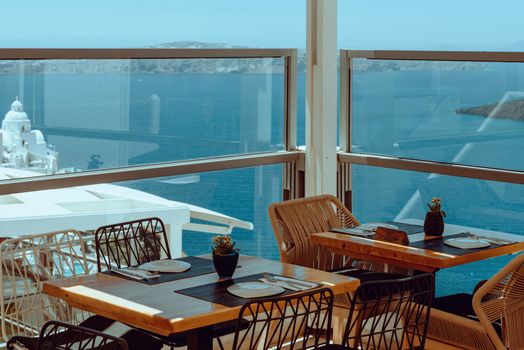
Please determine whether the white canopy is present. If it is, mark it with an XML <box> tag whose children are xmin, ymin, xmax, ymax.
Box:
<box><xmin>0</xmin><ymin>168</ymin><xmax>253</xmax><ymax>238</ymax></box>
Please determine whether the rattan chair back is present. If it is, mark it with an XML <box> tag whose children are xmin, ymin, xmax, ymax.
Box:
<box><xmin>473</xmin><ymin>253</ymin><xmax>524</xmax><ymax>350</ymax></box>
<box><xmin>268</xmin><ymin>194</ymin><xmax>360</xmax><ymax>270</ymax></box>
<box><xmin>342</xmin><ymin>273</ymin><xmax>434</xmax><ymax>350</ymax></box>
<box><xmin>94</xmin><ymin>217</ymin><xmax>170</xmax><ymax>272</ymax></box>
<box><xmin>37</xmin><ymin>320</ymin><xmax>128</xmax><ymax>350</ymax></box>
<box><xmin>0</xmin><ymin>230</ymin><xmax>92</xmax><ymax>342</ymax></box>
<box><xmin>231</xmin><ymin>288</ymin><xmax>334</xmax><ymax>350</ymax></box>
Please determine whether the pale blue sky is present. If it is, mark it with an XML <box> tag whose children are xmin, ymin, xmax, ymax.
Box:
<box><xmin>1</xmin><ymin>0</ymin><xmax>523</xmax><ymax>50</ymax></box>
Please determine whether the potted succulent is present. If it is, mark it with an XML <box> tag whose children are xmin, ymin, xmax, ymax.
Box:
<box><xmin>424</xmin><ymin>197</ymin><xmax>446</xmax><ymax>236</ymax></box>
<box><xmin>212</xmin><ymin>235</ymin><xmax>239</xmax><ymax>278</ymax></box>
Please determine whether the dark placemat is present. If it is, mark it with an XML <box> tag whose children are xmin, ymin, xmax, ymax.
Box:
<box><xmin>408</xmin><ymin>232</ymin><xmax>504</xmax><ymax>256</ymax></box>
<box><xmin>104</xmin><ymin>256</ymin><xmax>217</xmax><ymax>285</ymax></box>
<box><xmin>176</xmin><ymin>273</ymin><xmax>303</xmax><ymax>307</ymax></box>
<box><xmin>387</xmin><ymin>222</ymin><xmax>424</xmax><ymax>235</ymax></box>
<box><xmin>331</xmin><ymin>222</ymin><xmax>424</xmax><ymax>240</ymax></box>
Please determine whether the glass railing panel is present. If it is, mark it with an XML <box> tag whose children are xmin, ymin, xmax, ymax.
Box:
<box><xmin>119</xmin><ymin>164</ymin><xmax>283</xmax><ymax>258</ymax></box>
<box><xmin>0</xmin><ymin>164</ymin><xmax>282</xmax><ymax>265</ymax></box>
<box><xmin>351</xmin><ymin>164</ymin><xmax>523</xmax><ymax>295</ymax></box>
<box><xmin>0</xmin><ymin>57</ymin><xmax>284</xmax><ymax>178</ymax></box>
<box><xmin>351</xmin><ymin>58</ymin><xmax>524</xmax><ymax>171</ymax></box>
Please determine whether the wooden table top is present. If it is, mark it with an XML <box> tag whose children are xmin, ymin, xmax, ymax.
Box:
<box><xmin>43</xmin><ymin>255</ymin><xmax>359</xmax><ymax>337</ymax></box>
<box><xmin>311</xmin><ymin>220</ymin><xmax>524</xmax><ymax>272</ymax></box>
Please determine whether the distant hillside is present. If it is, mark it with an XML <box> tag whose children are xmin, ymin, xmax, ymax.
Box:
<box><xmin>0</xmin><ymin>41</ymin><xmax>299</xmax><ymax>74</ymax></box>
<box><xmin>0</xmin><ymin>41</ymin><xmax>487</xmax><ymax>75</ymax></box>
<box><xmin>456</xmin><ymin>99</ymin><xmax>524</xmax><ymax>120</ymax></box>
<box><xmin>148</xmin><ymin>41</ymin><xmax>244</xmax><ymax>49</ymax></box>
<box><xmin>149</xmin><ymin>41</ymin><xmax>306</xmax><ymax>73</ymax></box>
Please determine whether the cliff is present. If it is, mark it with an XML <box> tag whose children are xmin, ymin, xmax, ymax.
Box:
<box><xmin>456</xmin><ymin>99</ymin><xmax>524</xmax><ymax>120</ymax></box>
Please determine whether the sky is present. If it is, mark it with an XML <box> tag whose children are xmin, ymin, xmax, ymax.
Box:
<box><xmin>0</xmin><ymin>0</ymin><xmax>523</xmax><ymax>50</ymax></box>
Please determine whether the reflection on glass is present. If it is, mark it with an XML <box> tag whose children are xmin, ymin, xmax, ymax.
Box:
<box><xmin>352</xmin><ymin>164</ymin><xmax>523</xmax><ymax>296</ymax></box>
<box><xmin>120</xmin><ymin>164</ymin><xmax>283</xmax><ymax>259</ymax></box>
<box><xmin>0</xmin><ymin>58</ymin><xmax>285</xmax><ymax>178</ymax></box>
<box><xmin>352</xmin><ymin>59</ymin><xmax>524</xmax><ymax>171</ymax></box>
<box><xmin>0</xmin><ymin>164</ymin><xmax>282</xmax><ymax>265</ymax></box>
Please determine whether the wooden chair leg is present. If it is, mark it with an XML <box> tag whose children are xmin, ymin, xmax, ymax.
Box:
<box><xmin>332</xmin><ymin>306</ymin><xmax>346</xmax><ymax>344</ymax></box>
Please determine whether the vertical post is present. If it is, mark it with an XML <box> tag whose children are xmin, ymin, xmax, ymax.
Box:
<box><xmin>18</xmin><ymin>60</ymin><xmax>25</xmax><ymax>102</ymax></box>
<box><xmin>283</xmin><ymin>49</ymin><xmax>301</xmax><ymax>200</ymax></box>
<box><xmin>284</xmin><ymin>49</ymin><xmax>298</xmax><ymax>151</ymax></box>
<box><xmin>338</xmin><ymin>50</ymin><xmax>353</xmax><ymax>209</ymax></box>
<box><xmin>339</xmin><ymin>50</ymin><xmax>350</xmax><ymax>153</ymax></box>
<box><xmin>305</xmin><ymin>0</ymin><xmax>338</xmax><ymax>196</ymax></box>
<box><xmin>167</xmin><ymin>223</ymin><xmax>183</xmax><ymax>258</ymax></box>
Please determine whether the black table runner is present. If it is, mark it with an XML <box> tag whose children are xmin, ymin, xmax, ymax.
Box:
<box><xmin>386</xmin><ymin>222</ymin><xmax>425</xmax><ymax>235</ymax></box>
<box><xmin>331</xmin><ymin>222</ymin><xmax>511</xmax><ymax>256</ymax></box>
<box><xmin>331</xmin><ymin>222</ymin><xmax>424</xmax><ymax>238</ymax></box>
<box><xmin>408</xmin><ymin>232</ymin><xmax>508</xmax><ymax>256</ymax></box>
<box><xmin>104</xmin><ymin>256</ymin><xmax>217</xmax><ymax>285</ymax></box>
<box><xmin>176</xmin><ymin>273</ymin><xmax>306</xmax><ymax>307</ymax></box>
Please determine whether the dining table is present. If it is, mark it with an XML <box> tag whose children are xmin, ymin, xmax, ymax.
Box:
<box><xmin>43</xmin><ymin>254</ymin><xmax>360</xmax><ymax>350</ymax></box>
<box><xmin>311</xmin><ymin>219</ymin><xmax>524</xmax><ymax>273</ymax></box>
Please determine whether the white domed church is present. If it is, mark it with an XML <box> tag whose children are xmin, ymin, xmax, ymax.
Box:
<box><xmin>0</xmin><ymin>98</ymin><xmax>59</xmax><ymax>173</ymax></box>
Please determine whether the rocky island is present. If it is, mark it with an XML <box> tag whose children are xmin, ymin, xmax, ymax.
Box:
<box><xmin>456</xmin><ymin>99</ymin><xmax>524</xmax><ymax>121</ymax></box>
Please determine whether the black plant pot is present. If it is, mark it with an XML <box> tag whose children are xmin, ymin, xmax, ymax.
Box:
<box><xmin>212</xmin><ymin>251</ymin><xmax>239</xmax><ymax>278</ymax></box>
<box><xmin>424</xmin><ymin>211</ymin><xmax>444</xmax><ymax>236</ymax></box>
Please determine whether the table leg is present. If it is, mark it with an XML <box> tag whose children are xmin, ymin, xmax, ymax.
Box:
<box><xmin>186</xmin><ymin>325</ymin><xmax>213</xmax><ymax>350</ymax></box>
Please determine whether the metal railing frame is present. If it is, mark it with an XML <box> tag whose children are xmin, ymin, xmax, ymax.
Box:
<box><xmin>0</xmin><ymin>48</ymin><xmax>299</xmax><ymax>196</ymax></box>
<box><xmin>338</xmin><ymin>49</ymin><xmax>524</xmax><ymax>207</ymax></box>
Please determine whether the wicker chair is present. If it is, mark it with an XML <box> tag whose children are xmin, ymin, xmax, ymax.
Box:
<box><xmin>94</xmin><ymin>217</ymin><xmax>171</xmax><ymax>272</ymax></box>
<box><xmin>230</xmin><ymin>288</ymin><xmax>335</xmax><ymax>350</ymax></box>
<box><xmin>0</xmin><ymin>230</ymin><xmax>92</xmax><ymax>342</ymax></box>
<box><xmin>269</xmin><ymin>194</ymin><xmax>364</xmax><ymax>271</ymax></box>
<box><xmin>268</xmin><ymin>194</ymin><xmax>410</xmax><ymax>274</ymax></box>
<box><xmin>268</xmin><ymin>195</ymin><xmax>412</xmax><ymax>343</ymax></box>
<box><xmin>427</xmin><ymin>253</ymin><xmax>524</xmax><ymax>350</ymax></box>
<box><xmin>319</xmin><ymin>273</ymin><xmax>435</xmax><ymax>350</ymax></box>
<box><xmin>1</xmin><ymin>230</ymin><xmax>161</xmax><ymax>350</ymax></box>
<box><xmin>94</xmin><ymin>217</ymin><xmax>246</xmax><ymax>349</ymax></box>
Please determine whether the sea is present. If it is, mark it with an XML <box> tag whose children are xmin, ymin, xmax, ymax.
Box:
<box><xmin>1</xmin><ymin>63</ymin><xmax>523</xmax><ymax>296</ymax></box>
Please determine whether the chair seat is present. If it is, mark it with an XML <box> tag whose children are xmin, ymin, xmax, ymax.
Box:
<box><xmin>433</xmin><ymin>293</ymin><xmax>475</xmax><ymax>317</ymax></box>
<box><xmin>158</xmin><ymin>318</ymin><xmax>250</xmax><ymax>347</ymax></box>
<box><xmin>433</xmin><ymin>293</ymin><xmax>502</xmax><ymax>337</ymax></box>
<box><xmin>7</xmin><ymin>315</ymin><xmax>163</xmax><ymax>350</ymax></box>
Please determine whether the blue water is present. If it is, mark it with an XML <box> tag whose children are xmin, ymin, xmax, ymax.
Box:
<box><xmin>1</xmin><ymin>65</ymin><xmax>522</xmax><ymax>296</ymax></box>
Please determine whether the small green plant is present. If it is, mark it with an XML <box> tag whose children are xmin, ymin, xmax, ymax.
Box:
<box><xmin>427</xmin><ymin>197</ymin><xmax>446</xmax><ymax>217</ymax></box>
<box><xmin>212</xmin><ymin>235</ymin><xmax>239</xmax><ymax>256</ymax></box>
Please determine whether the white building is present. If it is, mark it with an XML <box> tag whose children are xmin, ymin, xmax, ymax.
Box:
<box><xmin>0</xmin><ymin>98</ymin><xmax>59</xmax><ymax>174</ymax></box>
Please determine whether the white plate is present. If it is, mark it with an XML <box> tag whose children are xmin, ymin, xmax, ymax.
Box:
<box><xmin>227</xmin><ymin>282</ymin><xmax>285</xmax><ymax>298</ymax></box>
<box><xmin>138</xmin><ymin>260</ymin><xmax>191</xmax><ymax>273</ymax></box>
<box><xmin>359</xmin><ymin>222</ymin><xmax>399</xmax><ymax>232</ymax></box>
<box><xmin>444</xmin><ymin>237</ymin><xmax>491</xmax><ymax>249</ymax></box>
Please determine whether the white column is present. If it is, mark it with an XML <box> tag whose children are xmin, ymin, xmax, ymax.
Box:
<box><xmin>305</xmin><ymin>0</ymin><xmax>338</xmax><ymax>196</ymax></box>
<box><xmin>167</xmin><ymin>223</ymin><xmax>184</xmax><ymax>258</ymax></box>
